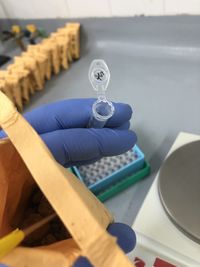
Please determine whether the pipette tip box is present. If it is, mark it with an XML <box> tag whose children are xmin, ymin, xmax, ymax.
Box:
<box><xmin>73</xmin><ymin>145</ymin><xmax>150</xmax><ymax>201</ymax></box>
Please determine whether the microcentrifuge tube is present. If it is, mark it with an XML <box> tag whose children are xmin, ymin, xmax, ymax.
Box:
<box><xmin>88</xmin><ymin>59</ymin><xmax>115</xmax><ymax>128</ymax></box>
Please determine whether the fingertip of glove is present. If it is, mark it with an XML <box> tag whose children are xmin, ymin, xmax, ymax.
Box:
<box><xmin>118</xmin><ymin>130</ymin><xmax>137</xmax><ymax>153</ymax></box>
<box><xmin>73</xmin><ymin>257</ymin><xmax>93</xmax><ymax>267</ymax></box>
<box><xmin>107</xmin><ymin>102</ymin><xmax>133</xmax><ymax>127</ymax></box>
<box><xmin>107</xmin><ymin>222</ymin><xmax>137</xmax><ymax>253</ymax></box>
<box><xmin>0</xmin><ymin>130</ymin><xmax>6</xmax><ymax>138</ymax></box>
<box><xmin>127</xmin><ymin>130</ymin><xmax>137</xmax><ymax>146</ymax></box>
<box><xmin>114</xmin><ymin>102</ymin><xmax>133</xmax><ymax>117</ymax></box>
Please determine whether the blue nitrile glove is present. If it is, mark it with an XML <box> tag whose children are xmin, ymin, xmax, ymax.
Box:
<box><xmin>73</xmin><ymin>223</ymin><xmax>137</xmax><ymax>267</ymax></box>
<box><xmin>0</xmin><ymin>98</ymin><xmax>137</xmax><ymax>167</ymax></box>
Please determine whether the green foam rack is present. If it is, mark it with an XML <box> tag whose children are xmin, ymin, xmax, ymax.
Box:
<box><xmin>96</xmin><ymin>161</ymin><xmax>150</xmax><ymax>202</ymax></box>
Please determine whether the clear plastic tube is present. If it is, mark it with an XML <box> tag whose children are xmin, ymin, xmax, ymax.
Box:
<box><xmin>88</xmin><ymin>59</ymin><xmax>115</xmax><ymax>128</ymax></box>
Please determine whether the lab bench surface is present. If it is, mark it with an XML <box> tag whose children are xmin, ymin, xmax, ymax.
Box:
<box><xmin>1</xmin><ymin>16</ymin><xmax>200</xmax><ymax>226</ymax></box>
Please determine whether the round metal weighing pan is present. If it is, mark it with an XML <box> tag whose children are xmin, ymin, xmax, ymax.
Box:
<box><xmin>158</xmin><ymin>140</ymin><xmax>200</xmax><ymax>244</ymax></box>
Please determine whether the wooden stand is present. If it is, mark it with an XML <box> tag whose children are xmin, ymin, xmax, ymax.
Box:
<box><xmin>0</xmin><ymin>23</ymin><xmax>81</xmax><ymax>112</ymax></box>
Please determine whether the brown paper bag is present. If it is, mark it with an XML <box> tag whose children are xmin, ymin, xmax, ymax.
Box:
<box><xmin>26</xmin><ymin>47</ymin><xmax>49</xmax><ymax>85</ymax></box>
<box><xmin>0</xmin><ymin>91</ymin><xmax>135</xmax><ymax>267</ymax></box>
<box><xmin>0</xmin><ymin>79</ymin><xmax>14</xmax><ymax>104</ymax></box>
<box><xmin>0</xmin><ymin>139</ymin><xmax>80</xmax><ymax>267</ymax></box>
<box><xmin>35</xmin><ymin>44</ymin><xmax>52</xmax><ymax>80</ymax></box>
<box><xmin>57</xmin><ymin>28</ymin><xmax>73</xmax><ymax>62</ymax></box>
<box><xmin>22</xmin><ymin>53</ymin><xmax>45</xmax><ymax>91</ymax></box>
<box><xmin>27</xmin><ymin>45</ymin><xmax>51</xmax><ymax>81</ymax></box>
<box><xmin>0</xmin><ymin>70</ymin><xmax>9</xmax><ymax>79</ymax></box>
<box><xmin>65</xmin><ymin>23</ymin><xmax>80</xmax><ymax>60</ymax></box>
<box><xmin>14</xmin><ymin>56</ymin><xmax>43</xmax><ymax>91</ymax></box>
<box><xmin>50</xmin><ymin>34</ymin><xmax>69</xmax><ymax>70</ymax></box>
<box><xmin>13</xmin><ymin>58</ymin><xmax>36</xmax><ymax>95</ymax></box>
<box><xmin>0</xmin><ymin>71</ymin><xmax>23</xmax><ymax>110</ymax></box>
<box><xmin>0</xmin><ymin>139</ymin><xmax>34</xmax><ymax>236</ymax></box>
<box><xmin>42</xmin><ymin>39</ymin><xmax>60</xmax><ymax>75</ymax></box>
<box><xmin>6</xmin><ymin>76</ymin><xmax>23</xmax><ymax>112</ymax></box>
<box><xmin>7</xmin><ymin>64</ymin><xmax>31</xmax><ymax>103</ymax></box>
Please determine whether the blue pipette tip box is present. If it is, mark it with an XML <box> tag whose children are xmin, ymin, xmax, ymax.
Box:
<box><xmin>73</xmin><ymin>145</ymin><xmax>148</xmax><ymax>196</ymax></box>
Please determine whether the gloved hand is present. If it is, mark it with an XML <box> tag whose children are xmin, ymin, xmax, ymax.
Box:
<box><xmin>73</xmin><ymin>222</ymin><xmax>136</xmax><ymax>267</ymax></box>
<box><xmin>0</xmin><ymin>98</ymin><xmax>137</xmax><ymax>265</ymax></box>
<box><xmin>0</xmin><ymin>98</ymin><xmax>137</xmax><ymax>167</ymax></box>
